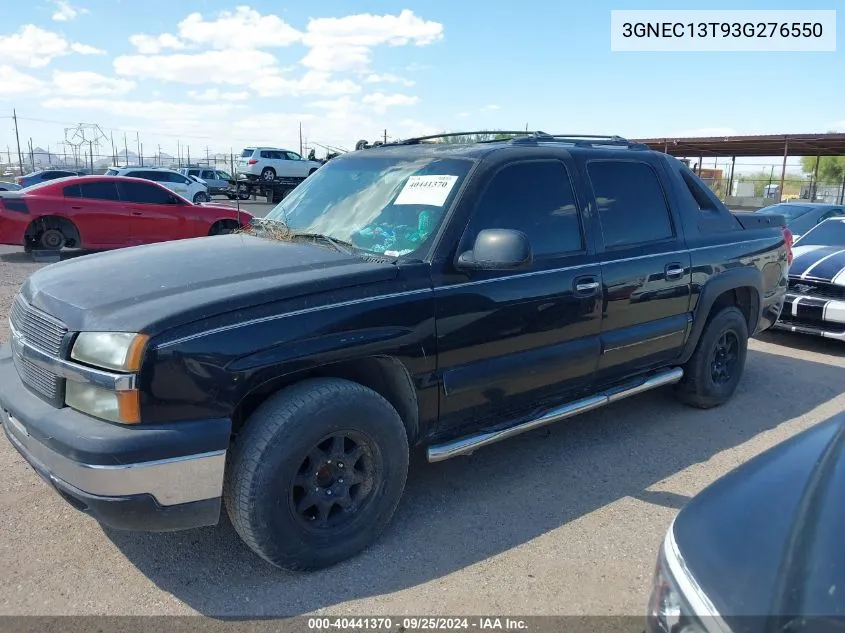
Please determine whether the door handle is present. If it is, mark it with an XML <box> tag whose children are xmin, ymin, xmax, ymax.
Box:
<box><xmin>574</xmin><ymin>276</ymin><xmax>601</xmax><ymax>296</ymax></box>
<box><xmin>131</xmin><ymin>211</ymin><xmax>143</xmax><ymax>216</ymax></box>
<box><xmin>665</xmin><ymin>263</ymin><xmax>686</xmax><ymax>280</ymax></box>
<box><xmin>70</xmin><ymin>205</ymin><xmax>82</xmax><ymax>210</ymax></box>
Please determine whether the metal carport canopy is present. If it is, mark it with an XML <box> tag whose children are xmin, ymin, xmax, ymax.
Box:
<box><xmin>631</xmin><ymin>133</ymin><xmax>845</xmax><ymax>157</ymax></box>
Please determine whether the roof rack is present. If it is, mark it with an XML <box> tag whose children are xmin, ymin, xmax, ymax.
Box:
<box><xmin>385</xmin><ymin>131</ymin><xmax>650</xmax><ymax>150</ymax></box>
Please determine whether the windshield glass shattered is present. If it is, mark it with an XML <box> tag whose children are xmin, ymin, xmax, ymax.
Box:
<box><xmin>261</xmin><ymin>155</ymin><xmax>473</xmax><ymax>257</ymax></box>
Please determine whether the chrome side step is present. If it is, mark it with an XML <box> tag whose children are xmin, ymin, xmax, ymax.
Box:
<box><xmin>426</xmin><ymin>367</ymin><xmax>684</xmax><ymax>463</ymax></box>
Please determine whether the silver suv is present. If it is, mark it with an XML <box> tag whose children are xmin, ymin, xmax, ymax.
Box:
<box><xmin>178</xmin><ymin>167</ymin><xmax>232</xmax><ymax>196</ymax></box>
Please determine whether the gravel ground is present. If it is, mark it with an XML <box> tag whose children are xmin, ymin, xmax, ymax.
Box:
<box><xmin>0</xmin><ymin>238</ymin><xmax>844</xmax><ymax>617</ymax></box>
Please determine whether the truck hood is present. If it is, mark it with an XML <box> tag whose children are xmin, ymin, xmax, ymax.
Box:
<box><xmin>672</xmin><ymin>411</ymin><xmax>845</xmax><ymax>623</ymax></box>
<box><xmin>20</xmin><ymin>234</ymin><xmax>397</xmax><ymax>334</ymax></box>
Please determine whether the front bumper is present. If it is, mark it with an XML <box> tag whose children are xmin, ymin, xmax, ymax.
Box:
<box><xmin>0</xmin><ymin>343</ymin><xmax>230</xmax><ymax>531</ymax></box>
<box><xmin>774</xmin><ymin>292</ymin><xmax>845</xmax><ymax>341</ymax></box>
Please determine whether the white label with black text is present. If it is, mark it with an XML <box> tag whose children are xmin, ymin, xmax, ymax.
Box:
<box><xmin>394</xmin><ymin>175</ymin><xmax>459</xmax><ymax>206</ymax></box>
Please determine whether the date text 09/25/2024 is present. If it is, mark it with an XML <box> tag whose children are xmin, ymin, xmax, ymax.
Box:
<box><xmin>307</xmin><ymin>618</ymin><xmax>529</xmax><ymax>631</ymax></box>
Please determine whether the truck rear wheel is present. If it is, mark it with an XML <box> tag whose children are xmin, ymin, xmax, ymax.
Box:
<box><xmin>224</xmin><ymin>378</ymin><xmax>409</xmax><ymax>570</ymax></box>
<box><xmin>675</xmin><ymin>306</ymin><xmax>748</xmax><ymax>409</ymax></box>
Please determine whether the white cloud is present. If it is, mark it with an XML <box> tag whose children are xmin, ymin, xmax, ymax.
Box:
<box><xmin>0</xmin><ymin>24</ymin><xmax>101</xmax><ymax>67</ymax></box>
<box><xmin>129</xmin><ymin>33</ymin><xmax>186</xmax><ymax>54</ymax></box>
<box><xmin>128</xmin><ymin>6</ymin><xmax>300</xmax><ymax>53</ymax></box>
<box><xmin>456</xmin><ymin>112</ymin><xmax>470</xmax><ymax>118</ymax></box>
<box><xmin>51</xmin><ymin>0</ymin><xmax>88</xmax><ymax>21</ymax></box>
<box><xmin>250</xmin><ymin>71</ymin><xmax>360</xmax><ymax>97</ymax></box>
<box><xmin>177</xmin><ymin>6</ymin><xmax>301</xmax><ymax>49</ymax></box>
<box><xmin>41</xmin><ymin>97</ymin><xmax>243</xmax><ymax>121</ymax></box>
<box><xmin>302</xmin><ymin>9</ymin><xmax>443</xmax><ymax>73</ymax></box>
<box><xmin>114</xmin><ymin>49</ymin><xmax>278</xmax><ymax>85</ymax></box>
<box><xmin>364</xmin><ymin>73</ymin><xmax>415</xmax><ymax>86</ymax></box>
<box><xmin>362</xmin><ymin>92</ymin><xmax>419</xmax><ymax>113</ymax></box>
<box><xmin>52</xmin><ymin>71</ymin><xmax>135</xmax><ymax>96</ymax></box>
<box><xmin>70</xmin><ymin>42</ymin><xmax>105</xmax><ymax>55</ymax></box>
<box><xmin>0</xmin><ymin>66</ymin><xmax>46</xmax><ymax>97</ymax></box>
<box><xmin>188</xmin><ymin>88</ymin><xmax>251</xmax><ymax>101</ymax></box>
<box><xmin>301</xmin><ymin>45</ymin><xmax>371</xmax><ymax>74</ymax></box>
<box><xmin>481</xmin><ymin>104</ymin><xmax>500</xmax><ymax>112</ymax></box>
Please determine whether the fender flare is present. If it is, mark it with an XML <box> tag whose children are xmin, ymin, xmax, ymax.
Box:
<box><xmin>680</xmin><ymin>266</ymin><xmax>763</xmax><ymax>363</ymax></box>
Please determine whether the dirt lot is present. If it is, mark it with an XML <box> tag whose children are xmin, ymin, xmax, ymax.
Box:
<box><xmin>1</xmin><ymin>237</ymin><xmax>843</xmax><ymax>616</ymax></box>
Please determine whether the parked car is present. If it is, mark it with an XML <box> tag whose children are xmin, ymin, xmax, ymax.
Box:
<box><xmin>0</xmin><ymin>175</ymin><xmax>251</xmax><ymax>251</ymax></box>
<box><xmin>0</xmin><ymin>181</ymin><xmax>21</xmax><ymax>191</ymax></box>
<box><xmin>17</xmin><ymin>169</ymin><xmax>84</xmax><ymax>189</ymax></box>
<box><xmin>0</xmin><ymin>133</ymin><xmax>790</xmax><ymax>571</ymax></box>
<box><xmin>647</xmin><ymin>410</ymin><xmax>845</xmax><ymax>632</ymax></box>
<box><xmin>178</xmin><ymin>167</ymin><xmax>232</xmax><ymax>195</ymax></box>
<box><xmin>757</xmin><ymin>202</ymin><xmax>845</xmax><ymax>239</ymax></box>
<box><xmin>773</xmin><ymin>216</ymin><xmax>845</xmax><ymax>341</ymax></box>
<box><xmin>104</xmin><ymin>166</ymin><xmax>210</xmax><ymax>203</ymax></box>
<box><xmin>236</xmin><ymin>147</ymin><xmax>323</xmax><ymax>181</ymax></box>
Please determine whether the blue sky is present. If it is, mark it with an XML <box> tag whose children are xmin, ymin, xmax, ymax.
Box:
<box><xmin>0</xmin><ymin>0</ymin><xmax>841</xmax><ymax>170</ymax></box>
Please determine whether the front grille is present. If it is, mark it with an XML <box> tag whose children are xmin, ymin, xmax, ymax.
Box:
<box><xmin>788</xmin><ymin>279</ymin><xmax>845</xmax><ymax>301</ymax></box>
<box><xmin>13</xmin><ymin>353</ymin><xmax>59</xmax><ymax>399</ymax></box>
<box><xmin>10</xmin><ymin>295</ymin><xmax>66</xmax><ymax>356</ymax></box>
<box><xmin>9</xmin><ymin>294</ymin><xmax>67</xmax><ymax>403</ymax></box>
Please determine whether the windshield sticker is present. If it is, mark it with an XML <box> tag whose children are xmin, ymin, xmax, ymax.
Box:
<box><xmin>394</xmin><ymin>175</ymin><xmax>459</xmax><ymax>207</ymax></box>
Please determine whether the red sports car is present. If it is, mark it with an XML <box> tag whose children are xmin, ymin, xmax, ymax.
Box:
<box><xmin>0</xmin><ymin>175</ymin><xmax>253</xmax><ymax>251</ymax></box>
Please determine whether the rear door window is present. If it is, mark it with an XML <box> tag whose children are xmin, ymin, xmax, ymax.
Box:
<box><xmin>587</xmin><ymin>160</ymin><xmax>674</xmax><ymax>248</ymax></box>
<box><xmin>201</xmin><ymin>170</ymin><xmax>216</xmax><ymax>179</ymax></box>
<box><xmin>118</xmin><ymin>181</ymin><xmax>172</xmax><ymax>204</ymax></box>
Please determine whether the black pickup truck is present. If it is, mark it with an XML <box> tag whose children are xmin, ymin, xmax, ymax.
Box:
<box><xmin>0</xmin><ymin>132</ymin><xmax>792</xmax><ymax>571</ymax></box>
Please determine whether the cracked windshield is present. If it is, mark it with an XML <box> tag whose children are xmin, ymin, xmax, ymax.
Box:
<box><xmin>262</xmin><ymin>156</ymin><xmax>472</xmax><ymax>257</ymax></box>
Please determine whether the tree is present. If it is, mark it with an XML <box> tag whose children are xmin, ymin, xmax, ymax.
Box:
<box><xmin>438</xmin><ymin>131</ymin><xmax>521</xmax><ymax>144</ymax></box>
<box><xmin>737</xmin><ymin>170</ymin><xmax>807</xmax><ymax>197</ymax></box>
<box><xmin>801</xmin><ymin>155</ymin><xmax>845</xmax><ymax>184</ymax></box>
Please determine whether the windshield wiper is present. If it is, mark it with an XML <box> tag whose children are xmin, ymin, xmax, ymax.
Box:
<box><xmin>291</xmin><ymin>232</ymin><xmax>358</xmax><ymax>255</ymax></box>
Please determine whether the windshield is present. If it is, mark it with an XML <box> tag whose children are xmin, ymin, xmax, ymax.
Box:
<box><xmin>759</xmin><ymin>204</ymin><xmax>813</xmax><ymax>220</ymax></box>
<box><xmin>795</xmin><ymin>220</ymin><xmax>845</xmax><ymax>247</ymax></box>
<box><xmin>262</xmin><ymin>155</ymin><xmax>473</xmax><ymax>257</ymax></box>
<box><xmin>240</xmin><ymin>149</ymin><xmax>254</xmax><ymax>158</ymax></box>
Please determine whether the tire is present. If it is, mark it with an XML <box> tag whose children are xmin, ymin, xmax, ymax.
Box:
<box><xmin>38</xmin><ymin>228</ymin><xmax>65</xmax><ymax>251</ymax></box>
<box><xmin>675</xmin><ymin>306</ymin><xmax>749</xmax><ymax>409</ymax></box>
<box><xmin>260</xmin><ymin>167</ymin><xmax>276</xmax><ymax>181</ymax></box>
<box><xmin>237</xmin><ymin>185</ymin><xmax>250</xmax><ymax>201</ymax></box>
<box><xmin>224</xmin><ymin>378</ymin><xmax>410</xmax><ymax>571</ymax></box>
<box><xmin>193</xmin><ymin>191</ymin><xmax>210</xmax><ymax>204</ymax></box>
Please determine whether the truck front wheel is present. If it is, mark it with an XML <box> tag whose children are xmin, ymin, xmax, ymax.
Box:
<box><xmin>224</xmin><ymin>378</ymin><xmax>409</xmax><ymax>570</ymax></box>
<box><xmin>675</xmin><ymin>306</ymin><xmax>749</xmax><ymax>409</ymax></box>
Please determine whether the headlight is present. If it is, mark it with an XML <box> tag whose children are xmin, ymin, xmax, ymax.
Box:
<box><xmin>71</xmin><ymin>332</ymin><xmax>148</xmax><ymax>372</ymax></box>
<box><xmin>647</xmin><ymin>525</ymin><xmax>729</xmax><ymax>633</ymax></box>
<box><xmin>65</xmin><ymin>381</ymin><xmax>140</xmax><ymax>424</ymax></box>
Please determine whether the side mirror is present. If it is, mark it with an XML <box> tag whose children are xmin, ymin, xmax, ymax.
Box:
<box><xmin>456</xmin><ymin>228</ymin><xmax>532</xmax><ymax>271</ymax></box>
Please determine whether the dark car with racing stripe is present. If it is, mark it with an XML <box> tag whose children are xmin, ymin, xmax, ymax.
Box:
<box><xmin>774</xmin><ymin>217</ymin><xmax>845</xmax><ymax>341</ymax></box>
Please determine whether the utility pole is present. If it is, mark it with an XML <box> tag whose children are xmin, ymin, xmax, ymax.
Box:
<box><xmin>299</xmin><ymin>121</ymin><xmax>303</xmax><ymax>156</ymax></box>
<box><xmin>384</xmin><ymin>129</ymin><xmax>388</xmax><ymax>144</ymax></box>
<box><xmin>187</xmin><ymin>145</ymin><xmax>191</xmax><ymax>165</ymax></box>
<box><xmin>136</xmin><ymin>132</ymin><xmax>141</xmax><ymax>166</ymax></box>
<box><xmin>28</xmin><ymin>138</ymin><xmax>35</xmax><ymax>171</ymax></box>
<box><xmin>140</xmin><ymin>143</ymin><xmax>144</xmax><ymax>167</ymax></box>
<box><xmin>88</xmin><ymin>140</ymin><xmax>94</xmax><ymax>174</ymax></box>
<box><xmin>206</xmin><ymin>145</ymin><xmax>210</xmax><ymax>165</ymax></box>
<box><xmin>157</xmin><ymin>144</ymin><xmax>161</xmax><ymax>166</ymax></box>
<box><xmin>124</xmin><ymin>132</ymin><xmax>129</xmax><ymax>165</ymax></box>
<box><xmin>12</xmin><ymin>109</ymin><xmax>24</xmax><ymax>176</ymax></box>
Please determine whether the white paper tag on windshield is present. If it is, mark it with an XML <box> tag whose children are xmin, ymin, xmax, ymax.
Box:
<box><xmin>394</xmin><ymin>175</ymin><xmax>458</xmax><ymax>206</ymax></box>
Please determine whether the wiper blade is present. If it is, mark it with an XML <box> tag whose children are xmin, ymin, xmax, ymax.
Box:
<box><xmin>291</xmin><ymin>232</ymin><xmax>357</xmax><ymax>255</ymax></box>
